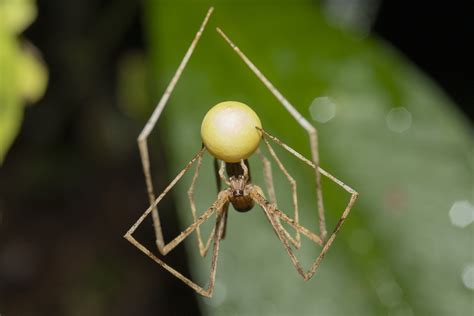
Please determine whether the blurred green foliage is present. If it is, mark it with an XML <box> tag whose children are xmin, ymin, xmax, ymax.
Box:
<box><xmin>0</xmin><ymin>0</ymin><xmax>48</xmax><ymax>164</ymax></box>
<box><xmin>140</xmin><ymin>0</ymin><xmax>473</xmax><ymax>314</ymax></box>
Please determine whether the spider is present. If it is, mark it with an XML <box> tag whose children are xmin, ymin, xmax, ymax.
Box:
<box><xmin>124</xmin><ymin>7</ymin><xmax>358</xmax><ymax>298</ymax></box>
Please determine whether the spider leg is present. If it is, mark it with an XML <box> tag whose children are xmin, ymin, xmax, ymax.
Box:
<box><xmin>261</xmin><ymin>137</ymin><xmax>301</xmax><ymax>248</ymax></box>
<box><xmin>256</xmin><ymin>147</ymin><xmax>301</xmax><ymax>248</ymax></box>
<box><xmin>213</xmin><ymin>157</ymin><xmax>231</xmax><ymax>239</ymax></box>
<box><xmin>272</xmin><ymin>208</ymin><xmax>323</xmax><ymax>246</ymax></box>
<box><xmin>126</xmin><ymin>147</ymin><xmax>205</xmax><ymax>254</ymax></box>
<box><xmin>188</xmin><ymin>149</ymin><xmax>216</xmax><ymax>257</ymax></box>
<box><xmin>221</xmin><ymin>202</ymin><xmax>229</xmax><ymax>239</ymax></box>
<box><xmin>256</xmin><ymin>130</ymin><xmax>359</xmax><ymax>279</ymax></box>
<box><xmin>258</xmin><ymin>128</ymin><xmax>357</xmax><ymax>197</ymax></box>
<box><xmin>216</xmin><ymin>27</ymin><xmax>327</xmax><ymax>240</ymax></box>
<box><xmin>251</xmin><ymin>187</ymin><xmax>306</xmax><ymax>278</ymax></box>
<box><xmin>256</xmin><ymin>148</ymin><xmax>276</xmax><ymax>205</ymax></box>
<box><xmin>137</xmin><ymin>7</ymin><xmax>214</xmax><ymax>251</ymax></box>
<box><xmin>124</xmin><ymin>189</ymin><xmax>229</xmax><ymax>297</ymax></box>
<box><xmin>204</xmin><ymin>200</ymin><xmax>228</xmax><ymax>297</ymax></box>
<box><xmin>260</xmin><ymin>128</ymin><xmax>334</xmax><ymax>241</ymax></box>
<box><xmin>213</xmin><ymin>158</ymin><xmax>222</xmax><ymax>192</ymax></box>
<box><xmin>252</xmin><ymin>177</ymin><xmax>357</xmax><ymax>280</ymax></box>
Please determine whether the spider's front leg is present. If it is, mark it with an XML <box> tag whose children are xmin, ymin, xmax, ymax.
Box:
<box><xmin>137</xmin><ymin>7</ymin><xmax>213</xmax><ymax>252</ymax></box>
<box><xmin>217</xmin><ymin>28</ymin><xmax>328</xmax><ymax>240</ymax></box>
<box><xmin>213</xmin><ymin>158</ymin><xmax>231</xmax><ymax>240</ymax></box>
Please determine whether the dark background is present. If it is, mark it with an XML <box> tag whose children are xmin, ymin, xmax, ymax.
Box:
<box><xmin>0</xmin><ymin>0</ymin><xmax>472</xmax><ymax>315</ymax></box>
<box><xmin>374</xmin><ymin>1</ymin><xmax>473</xmax><ymax>121</ymax></box>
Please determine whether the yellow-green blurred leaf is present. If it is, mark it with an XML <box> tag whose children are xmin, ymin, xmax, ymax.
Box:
<box><xmin>0</xmin><ymin>0</ymin><xmax>37</xmax><ymax>34</ymax></box>
<box><xmin>0</xmin><ymin>28</ymin><xmax>22</xmax><ymax>163</ymax></box>
<box><xmin>18</xmin><ymin>42</ymin><xmax>48</xmax><ymax>102</ymax></box>
<box><xmin>0</xmin><ymin>0</ymin><xmax>47</xmax><ymax>164</ymax></box>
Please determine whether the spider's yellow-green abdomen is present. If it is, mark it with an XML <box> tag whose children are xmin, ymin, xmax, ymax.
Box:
<box><xmin>201</xmin><ymin>101</ymin><xmax>262</xmax><ymax>163</ymax></box>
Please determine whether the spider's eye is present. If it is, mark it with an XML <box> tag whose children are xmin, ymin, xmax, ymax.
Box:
<box><xmin>201</xmin><ymin>101</ymin><xmax>262</xmax><ymax>163</ymax></box>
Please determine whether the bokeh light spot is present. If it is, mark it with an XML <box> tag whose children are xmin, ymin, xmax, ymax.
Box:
<box><xmin>461</xmin><ymin>264</ymin><xmax>474</xmax><ymax>290</ymax></box>
<box><xmin>309</xmin><ymin>96</ymin><xmax>337</xmax><ymax>123</ymax></box>
<box><xmin>449</xmin><ymin>200</ymin><xmax>474</xmax><ymax>228</ymax></box>
<box><xmin>386</xmin><ymin>107</ymin><xmax>412</xmax><ymax>133</ymax></box>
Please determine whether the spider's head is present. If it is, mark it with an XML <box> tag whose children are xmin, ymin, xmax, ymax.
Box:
<box><xmin>229</xmin><ymin>174</ymin><xmax>255</xmax><ymax>212</ymax></box>
<box><xmin>229</xmin><ymin>175</ymin><xmax>246</xmax><ymax>196</ymax></box>
<box><xmin>201</xmin><ymin>101</ymin><xmax>262</xmax><ymax>163</ymax></box>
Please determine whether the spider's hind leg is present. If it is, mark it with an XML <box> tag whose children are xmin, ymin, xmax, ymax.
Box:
<box><xmin>221</xmin><ymin>206</ymin><xmax>229</xmax><ymax>239</ymax></box>
<box><xmin>256</xmin><ymin>145</ymin><xmax>301</xmax><ymax>249</ymax></box>
<box><xmin>188</xmin><ymin>152</ymin><xmax>217</xmax><ymax>257</ymax></box>
<box><xmin>251</xmin><ymin>182</ymin><xmax>357</xmax><ymax>281</ymax></box>
<box><xmin>124</xmin><ymin>188</ymin><xmax>229</xmax><ymax>297</ymax></box>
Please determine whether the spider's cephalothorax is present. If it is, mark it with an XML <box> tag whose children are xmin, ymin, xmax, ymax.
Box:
<box><xmin>226</xmin><ymin>160</ymin><xmax>254</xmax><ymax>212</ymax></box>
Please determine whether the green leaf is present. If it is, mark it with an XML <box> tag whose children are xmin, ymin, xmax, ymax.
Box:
<box><xmin>0</xmin><ymin>28</ymin><xmax>22</xmax><ymax>164</ymax></box>
<box><xmin>18</xmin><ymin>42</ymin><xmax>48</xmax><ymax>103</ymax></box>
<box><xmin>143</xmin><ymin>1</ymin><xmax>473</xmax><ymax>315</ymax></box>
<box><xmin>0</xmin><ymin>0</ymin><xmax>47</xmax><ymax>164</ymax></box>
<box><xmin>0</xmin><ymin>0</ymin><xmax>37</xmax><ymax>34</ymax></box>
